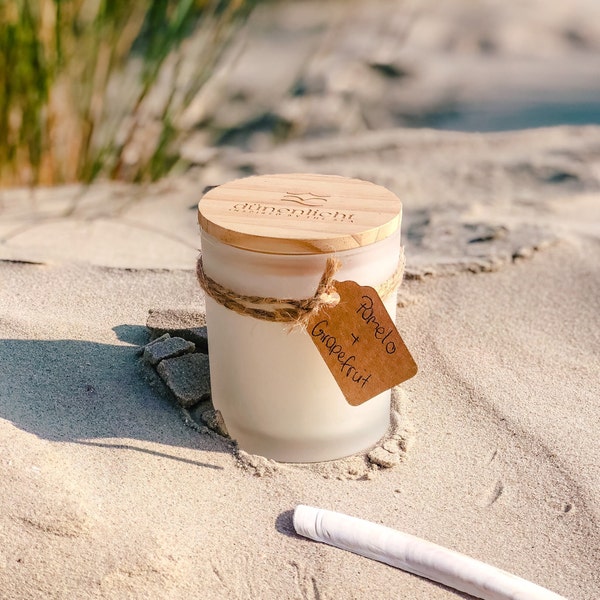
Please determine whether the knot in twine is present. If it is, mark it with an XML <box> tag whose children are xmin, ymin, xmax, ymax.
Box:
<box><xmin>196</xmin><ymin>249</ymin><xmax>405</xmax><ymax>329</ymax></box>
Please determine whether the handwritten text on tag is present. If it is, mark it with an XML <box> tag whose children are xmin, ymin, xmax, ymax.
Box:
<box><xmin>306</xmin><ymin>280</ymin><xmax>418</xmax><ymax>406</ymax></box>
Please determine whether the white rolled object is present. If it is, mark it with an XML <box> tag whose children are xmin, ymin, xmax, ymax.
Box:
<box><xmin>293</xmin><ymin>505</ymin><xmax>567</xmax><ymax>600</ymax></box>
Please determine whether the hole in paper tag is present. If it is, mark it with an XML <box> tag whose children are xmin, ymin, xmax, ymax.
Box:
<box><xmin>306</xmin><ymin>280</ymin><xmax>417</xmax><ymax>406</ymax></box>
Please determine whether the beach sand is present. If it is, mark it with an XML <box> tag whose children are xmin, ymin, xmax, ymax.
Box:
<box><xmin>1</xmin><ymin>124</ymin><xmax>599</xmax><ymax>599</ymax></box>
<box><xmin>1</xmin><ymin>0</ymin><xmax>600</xmax><ymax>596</ymax></box>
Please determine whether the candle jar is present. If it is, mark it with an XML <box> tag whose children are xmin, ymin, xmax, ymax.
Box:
<box><xmin>198</xmin><ymin>173</ymin><xmax>403</xmax><ymax>462</ymax></box>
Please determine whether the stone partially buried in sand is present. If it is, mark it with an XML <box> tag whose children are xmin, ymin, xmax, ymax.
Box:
<box><xmin>200</xmin><ymin>408</ymin><xmax>229</xmax><ymax>438</ymax></box>
<box><xmin>147</xmin><ymin>308</ymin><xmax>208</xmax><ymax>353</ymax></box>
<box><xmin>142</xmin><ymin>336</ymin><xmax>195</xmax><ymax>366</ymax></box>
<box><xmin>156</xmin><ymin>353</ymin><xmax>211</xmax><ymax>408</ymax></box>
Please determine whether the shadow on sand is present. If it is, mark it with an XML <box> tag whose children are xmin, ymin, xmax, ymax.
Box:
<box><xmin>0</xmin><ymin>329</ymin><xmax>226</xmax><ymax>470</ymax></box>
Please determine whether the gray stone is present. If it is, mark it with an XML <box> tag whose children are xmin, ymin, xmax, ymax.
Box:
<box><xmin>147</xmin><ymin>308</ymin><xmax>208</xmax><ymax>353</ymax></box>
<box><xmin>188</xmin><ymin>398</ymin><xmax>213</xmax><ymax>422</ymax></box>
<box><xmin>144</xmin><ymin>332</ymin><xmax>170</xmax><ymax>347</ymax></box>
<box><xmin>156</xmin><ymin>353</ymin><xmax>211</xmax><ymax>408</ymax></box>
<box><xmin>136</xmin><ymin>332</ymin><xmax>170</xmax><ymax>355</ymax></box>
<box><xmin>143</xmin><ymin>336</ymin><xmax>195</xmax><ymax>366</ymax></box>
<box><xmin>200</xmin><ymin>408</ymin><xmax>229</xmax><ymax>438</ymax></box>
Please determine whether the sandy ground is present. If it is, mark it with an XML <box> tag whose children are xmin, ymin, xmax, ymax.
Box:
<box><xmin>1</xmin><ymin>124</ymin><xmax>599</xmax><ymax>599</ymax></box>
<box><xmin>1</xmin><ymin>1</ymin><xmax>600</xmax><ymax>598</ymax></box>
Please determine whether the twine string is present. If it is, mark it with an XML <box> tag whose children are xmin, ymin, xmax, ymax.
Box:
<box><xmin>196</xmin><ymin>249</ymin><xmax>405</xmax><ymax>327</ymax></box>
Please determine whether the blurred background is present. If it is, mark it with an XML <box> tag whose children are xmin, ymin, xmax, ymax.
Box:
<box><xmin>1</xmin><ymin>0</ymin><xmax>599</xmax><ymax>189</ymax></box>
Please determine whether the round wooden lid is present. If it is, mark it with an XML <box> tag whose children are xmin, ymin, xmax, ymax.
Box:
<box><xmin>198</xmin><ymin>173</ymin><xmax>402</xmax><ymax>254</ymax></box>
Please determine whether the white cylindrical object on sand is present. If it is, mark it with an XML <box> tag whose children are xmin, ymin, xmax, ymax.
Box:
<box><xmin>198</xmin><ymin>174</ymin><xmax>404</xmax><ymax>462</ymax></box>
<box><xmin>293</xmin><ymin>505</ymin><xmax>567</xmax><ymax>600</ymax></box>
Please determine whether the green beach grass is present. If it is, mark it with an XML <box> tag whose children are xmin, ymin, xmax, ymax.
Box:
<box><xmin>0</xmin><ymin>0</ymin><xmax>259</xmax><ymax>187</ymax></box>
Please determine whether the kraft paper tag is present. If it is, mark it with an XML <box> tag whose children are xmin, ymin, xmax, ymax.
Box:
<box><xmin>307</xmin><ymin>280</ymin><xmax>418</xmax><ymax>406</ymax></box>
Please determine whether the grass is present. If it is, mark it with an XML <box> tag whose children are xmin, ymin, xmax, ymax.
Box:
<box><xmin>0</xmin><ymin>0</ymin><xmax>259</xmax><ymax>187</ymax></box>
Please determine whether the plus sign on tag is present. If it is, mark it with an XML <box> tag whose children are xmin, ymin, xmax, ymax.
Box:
<box><xmin>306</xmin><ymin>280</ymin><xmax>418</xmax><ymax>406</ymax></box>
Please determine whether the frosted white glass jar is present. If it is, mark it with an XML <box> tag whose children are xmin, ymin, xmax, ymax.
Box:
<box><xmin>198</xmin><ymin>174</ymin><xmax>403</xmax><ymax>462</ymax></box>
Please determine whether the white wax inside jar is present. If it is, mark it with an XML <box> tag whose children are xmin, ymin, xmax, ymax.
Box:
<box><xmin>200</xmin><ymin>229</ymin><xmax>401</xmax><ymax>463</ymax></box>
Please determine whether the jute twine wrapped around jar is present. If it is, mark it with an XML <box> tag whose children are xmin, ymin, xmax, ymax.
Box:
<box><xmin>196</xmin><ymin>249</ymin><xmax>405</xmax><ymax>330</ymax></box>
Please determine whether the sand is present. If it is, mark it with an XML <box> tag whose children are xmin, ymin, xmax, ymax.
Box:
<box><xmin>1</xmin><ymin>124</ymin><xmax>599</xmax><ymax>599</ymax></box>
<box><xmin>1</xmin><ymin>1</ymin><xmax>600</xmax><ymax>597</ymax></box>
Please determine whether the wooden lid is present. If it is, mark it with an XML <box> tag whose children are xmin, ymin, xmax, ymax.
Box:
<box><xmin>198</xmin><ymin>173</ymin><xmax>402</xmax><ymax>255</ymax></box>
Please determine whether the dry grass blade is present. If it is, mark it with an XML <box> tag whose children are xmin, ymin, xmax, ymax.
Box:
<box><xmin>0</xmin><ymin>0</ymin><xmax>260</xmax><ymax>188</ymax></box>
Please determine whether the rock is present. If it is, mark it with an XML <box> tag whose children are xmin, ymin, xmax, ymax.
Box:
<box><xmin>142</xmin><ymin>336</ymin><xmax>196</xmax><ymax>366</ymax></box>
<box><xmin>147</xmin><ymin>308</ymin><xmax>208</xmax><ymax>353</ymax></box>
<box><xmin>200</xmin><ymin>408</ymin><xmax>229</xmax><ymax>438</ymax></box>
<box><xmin>186</xmin><ymin>399</ymin><xmax>229</xmax><ymax>438</ymax></box>
<box><xmin>156</xmin><ymin>353</ymin><xmax>211</xmax><ymax>408</ymax></box>
<box><xmin>145</xmin><ymin>332</ymin><xmax>170</xmax><ymax>346</ymax></box>
<box><xmin>188</xmin><ymin>398</ymin><xmax>214</xmax><ymax>422</ymax></box>
<box><xmin>136</xmin><ymin>332</ymin><xmax>170</xmax><ymax>355</ymax></box>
